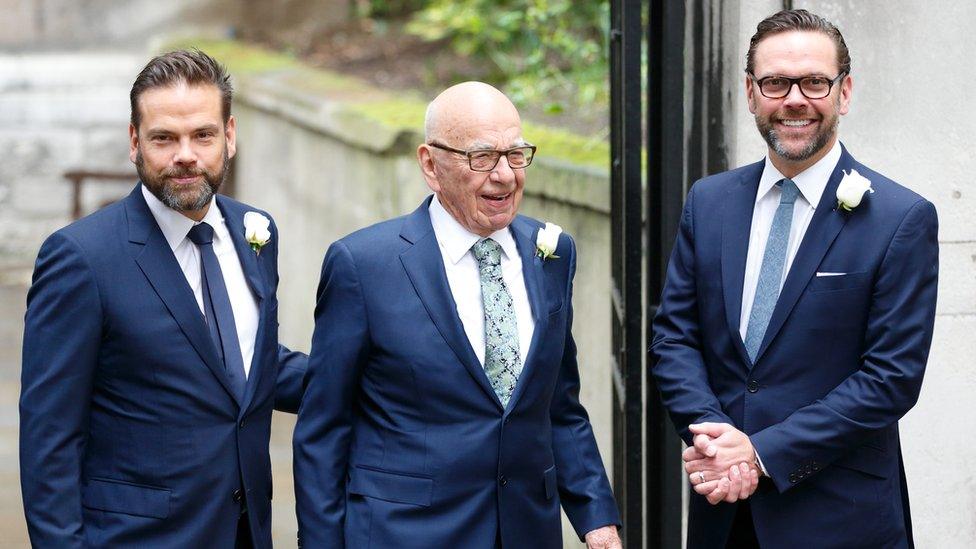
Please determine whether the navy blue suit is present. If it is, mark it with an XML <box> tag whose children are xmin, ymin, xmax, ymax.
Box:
<box><xmin>20</xmin><ymin>185</ymin><xmax>306</xmax><ymax>548</ymax></box>
<box><xmin>294</xmin><ymin>197</ymin><xmax>620</xmax><ymax>548</ymax></box>
<box><xmin>651</xmin><ymin>146</ymin><xmax>938</xmax><ymax>548</ymax></box>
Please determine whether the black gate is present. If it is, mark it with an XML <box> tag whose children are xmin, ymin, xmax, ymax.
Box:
<box><xmin>610</xmin><ymin>1</ymin><xmax>732</xmax><ymax>547</ymax></box>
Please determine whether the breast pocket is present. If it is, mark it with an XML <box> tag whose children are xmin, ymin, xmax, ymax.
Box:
<box><xmin>807</xmin><ymin>271</ymin><xmax>871</xmax><ymax>293</ymax></box>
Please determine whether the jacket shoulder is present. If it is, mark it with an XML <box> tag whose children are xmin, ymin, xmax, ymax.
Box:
<box><xmin>849</xmin><ymin>162</ymin><xmax>930</xmax><ymax>214</ymax></box>
<box><xmin>690</xmin><ymin>160</ymin><xmax>764</xmax><ymax>196</ymax></box>
<box><xmin>51</xmin><ymin>200</ymin><xmax>127</xmax><ymax>252</ymax></box>
<box><xmin>335</xmin><ymin>214</ymin><xmax>411</xmax><ymax>255</ymax></box>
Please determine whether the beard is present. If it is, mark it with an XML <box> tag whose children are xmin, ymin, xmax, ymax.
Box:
<box><xmin>755</xmin><ymin>102</ymin><xmax>839</xmax><ymax>163</ymax></box>
<box><xmin>137</xmin><ymin>147</ymin><xmax>230</xmax><ymax>213</ymax></box>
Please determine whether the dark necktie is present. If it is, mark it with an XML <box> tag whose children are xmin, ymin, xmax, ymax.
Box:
<box><xmin>187</xmin><ymin>222</ymin><xmax>247</xmax><ymax>401</ymax></box>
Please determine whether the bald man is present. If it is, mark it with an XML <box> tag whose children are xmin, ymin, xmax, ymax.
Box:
<box><xmin>294</xmin><ymin>82</ymin><xmax>621</xmax><ymax>548</ymax></box>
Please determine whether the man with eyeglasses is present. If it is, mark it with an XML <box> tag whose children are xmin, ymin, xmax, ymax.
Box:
<box><xmin>294</xmin><ymin>81</ymin><xmax>622</xmax><ymax>548</ymax></box>
<box><xmin>651</xmin><ymin>9</ymin><xmax>937</xmax><ymax>549</ymax></box>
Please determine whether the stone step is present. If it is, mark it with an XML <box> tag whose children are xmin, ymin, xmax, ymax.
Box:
<box><xmin>0</xmin><ymin>52</ymin><xmax>144</xmax><ymax>93</ymax></box>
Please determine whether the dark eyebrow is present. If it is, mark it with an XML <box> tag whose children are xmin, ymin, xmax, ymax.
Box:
<box><xmin>194</xmin><ymin>124</ymin><xmax>221</xmax><ymax>134</ymax></box>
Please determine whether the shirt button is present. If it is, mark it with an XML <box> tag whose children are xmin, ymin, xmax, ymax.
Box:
<box><xmin>747</xmin><ymin>380</ymin><xmax>759</xmax><ymax>393</ymax></box>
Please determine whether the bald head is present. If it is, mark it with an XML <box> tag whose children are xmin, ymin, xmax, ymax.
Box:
<box><xmin>424</xmin><ymin>82</ymin><xmax>521</xmax><ymax>144</ymax></box>
<box><xmin>417</xmin><ymin>81</ymin><xmax>528</xmax><ymax>237</ymax></box>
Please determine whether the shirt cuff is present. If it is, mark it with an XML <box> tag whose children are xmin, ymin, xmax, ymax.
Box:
<box><xmin>754</xmin><ymin>450</ymin><xmax>769</xmax><ymax>477</ymax></box>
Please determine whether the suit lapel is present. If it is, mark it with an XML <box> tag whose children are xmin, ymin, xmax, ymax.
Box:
<box><xmin>504</xmin><ymin>217</ymin><xmax>548</xmax><ymax>413</ymax></box>
<box><xmin>219</xmin><ymin>197</ymin><xmax>268</xmax><ymax>412</ymax></box>
<box><xmin>753</xmin><ymin>147</ymin><xmax>854</xmax><ymax>363</ymax></box>
<box><xmin>721</xmin><ymin>162</ymin><xmax>763</xmax><ymax>367</ymax></box>
<box><xmin>399</xmin><ymin>199</ymin><xmax>504</xmax><ymax>411</ymax></box>
<box><xmin>220</xmin><ymin>199</ymin><xmax>267</xmax><ymax>301</ymax></box>
<box><xmin>124</xmin><ymin>185</ymin><xmax>241</xmax><ymax>406</ymax></box>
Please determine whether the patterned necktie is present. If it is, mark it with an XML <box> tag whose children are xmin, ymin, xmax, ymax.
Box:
<box><xmin>187</xmin><ymin>222</ymin><xmax>247</xmax><ymax>401</ymax></box>
<box><xmin>744</xmin><ymin>178</ymin><xmax>800</xmax><ymax>362</ymax></box>
<box><xmin>472</xmin><ymin>238</ymin><xmax>522</xmax><ymax>407</ymax></box>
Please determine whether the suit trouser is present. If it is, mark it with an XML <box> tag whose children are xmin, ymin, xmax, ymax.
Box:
<box><xmin>236</xmin><ymin>511</ymin><xmax>253</xmax><ymax>549</ymax></box>
<box><xmin>726</xmin><ymin>500</ymin><xmax>760</xmax><ymax>549</ymax></box>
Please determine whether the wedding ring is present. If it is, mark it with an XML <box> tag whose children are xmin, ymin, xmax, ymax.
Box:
<box><xmin>698</xmin><ymin>471</ymin><xmax>706</xmax><ymax>484</ymax></box>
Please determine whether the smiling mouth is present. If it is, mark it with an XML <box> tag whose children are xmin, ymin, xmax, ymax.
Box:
<box><xmin>779</xmin><ymin>119</ymin><xmax>814</xmax><ymax>128</ymax></box>
<box><xmin>482</xmin><ymin>192</ymin><xmax>511</xmax><ymax>202</ymax></box>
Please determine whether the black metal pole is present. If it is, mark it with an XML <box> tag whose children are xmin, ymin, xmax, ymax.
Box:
<box><xmin>646</xmin><ymin>1</ymin><xmax>686</xmax><ymax>548</ymax></box>
<box><xmin>609</xmin><ymin>0</ymin><xmax>644</xmax><ymax>546</ymax></box>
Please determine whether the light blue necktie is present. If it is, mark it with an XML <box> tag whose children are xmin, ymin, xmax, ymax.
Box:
<box><xmin>744</xmin><ymin>178</ymin><xmax>800</xmax><ymax>362</ymax></box>
<box><xmin>472</xmin><ymin>238</ymin><xmax>522</xmax><ymax>407</ymax></box>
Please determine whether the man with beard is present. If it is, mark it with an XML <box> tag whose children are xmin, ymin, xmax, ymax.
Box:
<box><xmin>20</xmin><ymin>50</ymin><xmax>306</xmax><ymax>548</ymax></box>
<box><xmin>651</xmin><ymin>9</ymin><xmax>938</xmax><ymax>549</ymax></box>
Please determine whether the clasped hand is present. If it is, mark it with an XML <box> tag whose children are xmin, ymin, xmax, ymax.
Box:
<box><xmin>684</xmin><ymin>422</ymin><xmax>760</xmax><ymax>505</ymax></box>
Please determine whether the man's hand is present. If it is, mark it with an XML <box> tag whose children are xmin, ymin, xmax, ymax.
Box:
<box><xmin>684</xmin><ymin>423</ymin><xmax>760</xmax><ymax>504</ymax></box>
<box><xmin>584</xmin><ymin>525</ymin><xmax>622</xmax><ymax>549</ymax></box>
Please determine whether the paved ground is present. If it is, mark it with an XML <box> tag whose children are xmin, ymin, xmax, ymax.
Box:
<box><xmin>1</xmin><ymin>265</ymin><xmax>300</xmax><ymax>547</ymax></box>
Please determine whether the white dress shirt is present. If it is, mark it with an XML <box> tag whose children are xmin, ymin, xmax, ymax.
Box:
<box><xmin>739</xmin><ymin>140</ymin><xmax>842</xmax><ymax>341</ymax></box>
<box><xmin>428</xmin><ymin>195</ymin><xmax>536</xmax><ymax>368</ymax></box>
<box><xmin>141</xmin><ymin>185</ymin><xmax>259</xmax><ymax>377</ymax></box>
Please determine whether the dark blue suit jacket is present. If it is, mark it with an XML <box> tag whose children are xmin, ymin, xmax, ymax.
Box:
<box><xmin>20</xmin><ymin>185</ymin><xmax>306</xmax><ymax>548</ymax></box>
<box><xmin>294</xmin><ymin>197</ymin><xmax>620</xmax><ymax>548</ymax></box>
<box><xmin>651</xmin><ymin>146</ymin><xmax>938</xmax><ymax>549</ymax></box>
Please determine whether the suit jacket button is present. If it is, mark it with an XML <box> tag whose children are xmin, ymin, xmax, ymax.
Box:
<box><xmin>239</xmin><ymin>419</ymin><xmax>245</xmax><ymax>429</ymax></box>
<box><xmin>789</xmin><ymin>474</ymin><xmax>797</xmax><ymax>483</ymax></box>
<box><xmin>233</xmin><ymin>488</ymin><xmax>243</xmax><ymax>502</ymax></box>
<box><xmin>499</xmin><ymin>476</ymin><xmax>507</xmax><ymax>486</ymax></box>
<box><xmin>747</xmin><ymin>380</ymin><xmax>759</xmax><ymax>393</ymax></box>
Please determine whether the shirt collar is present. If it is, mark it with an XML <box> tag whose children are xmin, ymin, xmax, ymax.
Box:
<box><xmin>428</xmin><ymin>194</ymin><xmax>518</xmax><ymax>265</ymax></box>
<box><xmin>757</xmin><ymin>139</ymin><xmax>842</xmax><ymax>209</ymax></box>
<box><xmin>141</xmin><ymin>184</ymin><xmax>222</xmax><ymax>251</ymax></box>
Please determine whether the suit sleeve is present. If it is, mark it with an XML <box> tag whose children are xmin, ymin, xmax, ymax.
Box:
<box><xmin>750</xmin><ymin>199</ymin><xmax>939</xmax><ymax>492</ymax></box>
<box><xmin>20</xmin><ymin>232</ymin><xmax>100</xmax><ymax>548</ymax></box>
<box><xmin>273</xmin><ymin>345</ymin><xmax>307</xmax><ymax>414</ymax></box>
<box><xmin>649</xmin><ymin>186</ymin><xmax>735</xmax><ymax>444</ymax></box>
<box><xmin>549</xmin><ymin>234</ymin><xmax>622</xmax><ymax>540</ymax></box>
<box><xmin>263</xmin><ymin>216</ymin><xmax>309</xmax><ymax>414</ymax></box>
<box><xmin>293</xmin><ymin>241</ymin><xmax>370</xmax><ymax>548</ymax></box>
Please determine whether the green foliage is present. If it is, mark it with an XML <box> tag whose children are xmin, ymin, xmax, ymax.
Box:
<box><xmin>405</xmin><ymin>0</ymin><xmax>609</xmax><ymax>113</ymax></box>
<box><xmin>360</xmin><ymin>0</ymin><xmax>427</xmax><ymax>17</ymax></box>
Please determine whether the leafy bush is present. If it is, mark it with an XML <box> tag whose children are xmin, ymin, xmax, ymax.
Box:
<box><xmin>405</xmin><ymin>0</ymin><xmax>609</xmax><ymax>114</ymax></box>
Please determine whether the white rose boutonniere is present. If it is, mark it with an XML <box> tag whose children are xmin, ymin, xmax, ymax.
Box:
<box><xmin>836</xmin><ymin>169</ymin><xmax>874</xmax><ymax>212</ymax></box>
<box><xmin>536</xmin><ymin>222</ymin><xmax>562</xmax><ymax>260</ymax></box>
<box><xmin>243</xmin><ymin>211</ymin><xmax>272</xmax><ymax>255</ymax></box>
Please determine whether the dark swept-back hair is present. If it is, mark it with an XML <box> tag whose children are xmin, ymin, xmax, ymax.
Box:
<box><xmin>746</xmin><ymin>9</ymin><xmax>852</xmax><ymax>76</ymax></box>
<box><xmin>129</xmin><ymin>49</ymin><xmax>233</xmax><ymax>128</ymax></box>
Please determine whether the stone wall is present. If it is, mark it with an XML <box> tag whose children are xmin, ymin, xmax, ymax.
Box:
<box><xmin>0</xmin><ymin>52</ymin><xmax>144</xmax><ymax>272</ymax></box>
<box><xmin>0</xmin><ymin>0</ymin><xmax>240</xmax><ymax>50</ymax></box>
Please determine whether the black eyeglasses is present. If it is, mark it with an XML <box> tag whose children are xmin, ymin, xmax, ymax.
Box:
<box><xmin>750</xmin><ymin>72</ymin><xmax>847</xmax><ymax>99</ymax></box>
<box><xmin>428</xmin><ymin>142</ymin><xmax>537</xmax><ymax>172</ymax></box>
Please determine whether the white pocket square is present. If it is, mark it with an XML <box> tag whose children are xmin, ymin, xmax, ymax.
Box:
<box><xmin>816</xmin><ymin>271</ymin><xmax>847</xmax><ymax>277</ymax></box>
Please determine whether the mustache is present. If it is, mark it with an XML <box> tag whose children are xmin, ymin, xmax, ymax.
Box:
<box><xmin>161</xmin><ymin>166</ymin><xmax>206</xmax><ymax>178</ymax></box>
